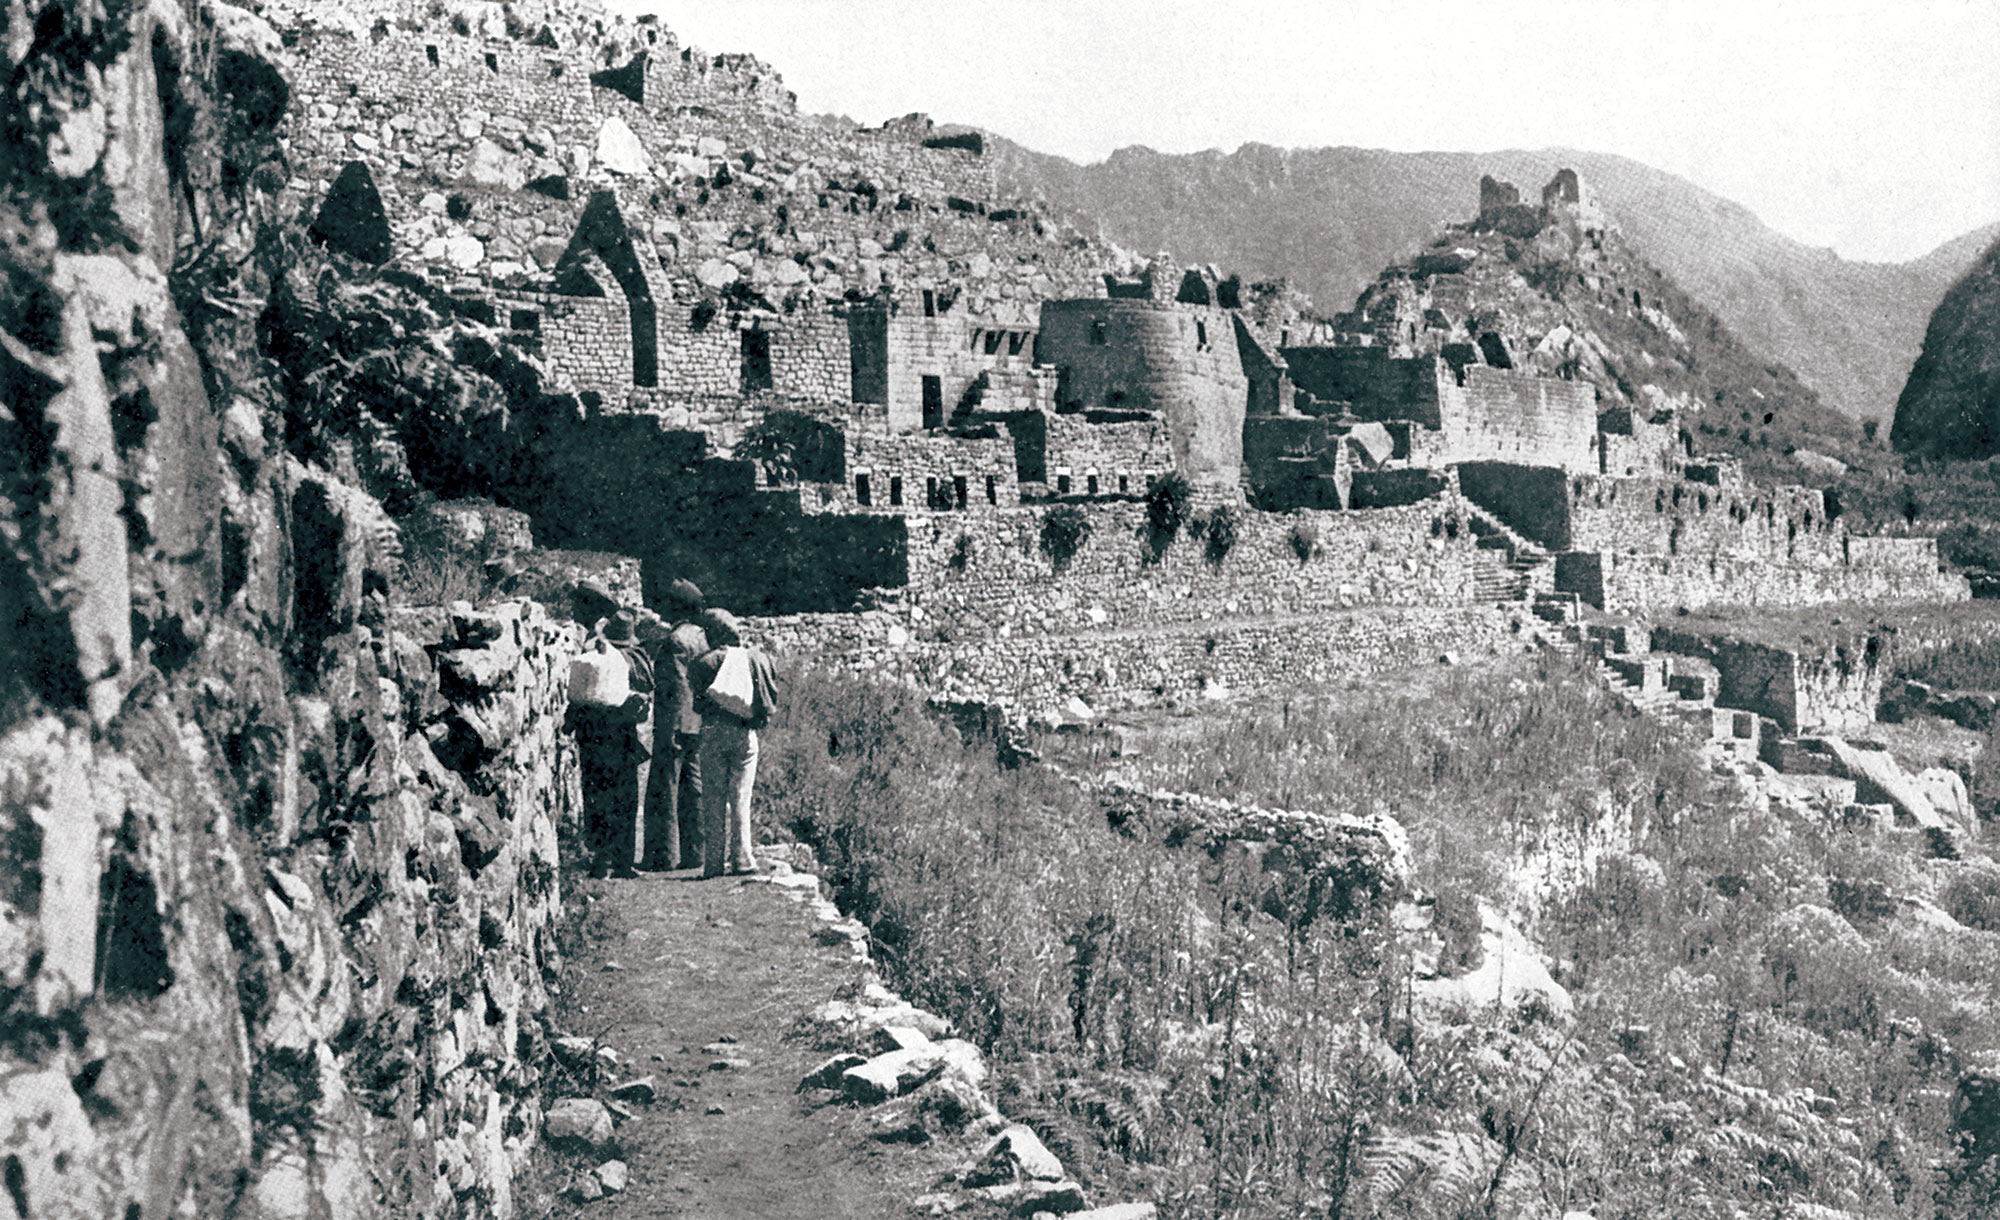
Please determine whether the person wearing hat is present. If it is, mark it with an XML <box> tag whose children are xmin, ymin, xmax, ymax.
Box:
<box><xmin>640</xmin><ymin>579</ymin><xmax>710</xmax><ymax>871</ymax></box>
<box><xmin>687</xmin><ymin>608</ymin><xmax>780</xmax><ymax>878</ymax></box>
<box><xmin>566</xmin><ymin>607</ymin><xmax>657</xmax><ymax>879</ymax></box>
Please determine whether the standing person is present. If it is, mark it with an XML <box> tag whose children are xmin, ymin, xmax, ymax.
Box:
<box><xmin>639</xmin><ymin>580</ymin><xmax>709</xmax><ymax>871</ymax></box>
<box><xmin>566</xmin><ymin>608</ymin><xmax>655</xmax><ymax>879</ymax></box>
<box><xmin>688</xmin><ymin>609</ymin><xmax>779</xmax><ymax>878</ymax></box>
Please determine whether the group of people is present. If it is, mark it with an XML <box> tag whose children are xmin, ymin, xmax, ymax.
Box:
<box><xmin>565</xmin><ymin>577</ymin><xmax>780</xmax><ymax>881</ymax></box>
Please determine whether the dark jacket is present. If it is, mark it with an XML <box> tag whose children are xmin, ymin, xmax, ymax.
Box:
<box><xmin>653</xmin><ymin>621</ymin><xmax>709</xmax><ymax>737</ymax></box>
<box><xmin>567</xmin><ymin>636</ymin><xmax>657</xmax><ymax>758</ymax></box>
<box><xmin>688</xmin><ymin>644</ymin><xmax>779</xmax><ymax>732</ymax></box>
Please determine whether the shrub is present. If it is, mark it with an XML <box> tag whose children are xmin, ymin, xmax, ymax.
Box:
<box><xmin>1038</xmin><ymin>506</ymin><xmax>1091</xmax><ymax>570</ymax></box>
<box><xmin>1203</xmin><ymin>504</ymin><xmax>1240</xmax><ymax>566</ymax></box>
<box><xmin>737</xmin><ymin>410</ymin><xmax>842</xmax><ymax>485</ymax></box>
<box><xmin>1143</xmin><ymin>472</ymin><xmax>1192</xmax><ymax>537</ymax></box>
<box><xmin>1287</xmin><ymin>519</ymin><xmax>1320</xmax><ymax>563</ymax></box>
<box><xmin>947</xmin><ymin>532</ymin><xmax>974</xmax><ymax>572</ymax></box>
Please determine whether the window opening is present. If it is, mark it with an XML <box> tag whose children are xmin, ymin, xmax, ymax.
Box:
<box><xmin>509</xmin><ymin>309</ymin><xmax>540</xmax><ymax>332</ymax></box>
<box><xmin>983</xmin><ymin>331</ymin><xmax>1003</xmax><ymax>356</ymax></box>
<box><xmin>985</xmin><ymin>475</ymin><xmax>998</xmax><ymax>505</ymax></box>
<box><xmin>1056</xmin><ymin>469</ymin><xmax>1072</xmax><ymax>496</ymax></box>
<box><xmin>855</xmin><ymin>473</ymin><xmax>871</xmax><ymax>506</ymax></box>
<box><xmin>889</xmin><ymin>476</ymin><xmax>903</xmax><ymax>507</ymax></box>
<box><xmin>953</xmin><ymin>475</ymin><xmax>969</xmax><ymax>509</ymax></box>
<box><xmin>425</xmin><ymin>44</ymin><xmax>440</xmax><ymax>66</ymax></box>
<box><xmin>925</xmin><ymin>476</ymin><xmax>940</xmax><ymax>508</ymax></box>
<box><xmin>740</xmin><ymin>329</ymin><xmax>773</xmax><ymax>392</ymax></box>
<box><xmin>1118</xmin><ymin>473</ymin><xmax>1129</xmax><ymax>494</ymax></box>
<box><xmin>484</xmin><ymin>51</ymin><xmax>498</xmax><ymax>72</ymax></box>
<box><xmin>1086</xmin><ymin>470</ymin><xmax>1099</xmax><ymax>496</ymax></box>
<box><xmin>1008</xmin><ymin>332</ymin><xmax>1026</xmax><ymax>356</ymax></box>
<box><xmin>922</xmin><ymin>289</ymin><xmax>936</xmax><ymax>317</ymax></box>
<box><xmin>1089</xmin><ymin>319</ymin><xmax>1107</xmax><ymax>345</ymax></box>
<box><xmin>920</xmin><ymin>375</ymin><xmax>944</xmax><ymax>429</ymax></box>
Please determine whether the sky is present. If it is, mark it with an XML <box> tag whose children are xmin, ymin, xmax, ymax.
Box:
<box><xmin>608</xmin><ymin>0</ymin><xmax>2000</xmax><ymax>264</ymax></box>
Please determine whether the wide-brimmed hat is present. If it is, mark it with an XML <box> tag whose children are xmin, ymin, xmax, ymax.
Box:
<box><xmin>598</xmin><ymin>608</ymin><xmax>640</xmax><ymax>642</ymax></box>
<box><xmin>697</xmin><ymin>607</ymin><xmax>743</xmax><ymax>646</ymax></box>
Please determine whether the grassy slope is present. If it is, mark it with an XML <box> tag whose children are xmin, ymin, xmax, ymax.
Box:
<box><xmin>756</xmin><ymin>660</ymin><xmax>2000</xmax><ymax>1219</ymax></box>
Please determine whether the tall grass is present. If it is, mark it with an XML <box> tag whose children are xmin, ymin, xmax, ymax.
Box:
<box><xmin>757</xmin><ymin>662</ymin><xmax>2000</xmax><ymax>1219</ymax></box>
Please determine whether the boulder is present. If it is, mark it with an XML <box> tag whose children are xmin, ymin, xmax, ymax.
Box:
<box><xmin>1013</xmin><ymin>1180</ymin><xmax>1089</xmax><ymax>1215</ymax></box>
<box><xmin>594</xmin><ymin>1160</ymin><xmax>630</xmax><ymax>1193</ymax></box>
<box><xmin>1071</xmin><ymin>1206</ymin><xmax>1159</xmax><ymax>1220</ymax></box>
<box><xmin>594</xmin><ymin>116</ymin><xmax>652</xmax><ymax>176</ymax></box>
<box><xmin>966</xmin><ymin>1124</ymin><xmax>1064</xmax><ymax>1185</ymax></box>
<box><xmin>608</xmin><ymin>1075</ymin><xmax>656</xmax><ymax>1103</ymax></box>
<box><xmin>544</xmin><ymin>1098</ymin><xmax>614</xmax><ymax>1151</ymax></box>
<box><xmin>842</xmin><ymin>1045</ymin><xmax>947</xmax><ymax>1103</ymax></box>
<box><xmin>443</xmin><ymin>233</ymin><xmax>483</xmax><ymax>270</ymax></box>
<box><xmin>695</xmin><ymin>259</ymin><xmax>739</xmax><ymax>290</ymax></box>
<box><xmin>800</xmin><ymin>1053</ymin><xmax>867</xmax><ymax>1090</ymax></box>
<box><xmin>464</xmin><ymin>138</ymin><xmax>521</xmax><ymax>189</ymax></box>
<box><xmin>1820</xmin><ymin>737</ymin><xmax>1956</xmax><ymax>832</ymax></box>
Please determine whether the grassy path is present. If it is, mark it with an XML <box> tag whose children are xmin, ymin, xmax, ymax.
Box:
<box><xmin>542</xmin><ymin>869</ymin><xmax>949</xmax><ymax>1220</ymax></box>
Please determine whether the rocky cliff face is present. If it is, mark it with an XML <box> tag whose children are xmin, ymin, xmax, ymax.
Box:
<box><xmin>1890</xmin><ymin>233</ymin><xmax>2000</xmax><ymax>459</ymax></box>
<box><xmin>0</xmin><ymin>2</ymin><xmax>583</xmax><ymax>1217</ymax></box>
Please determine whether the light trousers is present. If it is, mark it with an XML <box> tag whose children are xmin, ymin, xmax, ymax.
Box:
<box><xmin>699</xmin><ymin>722</ymin><xmax>761</xmax><ymax>876</ymax></box>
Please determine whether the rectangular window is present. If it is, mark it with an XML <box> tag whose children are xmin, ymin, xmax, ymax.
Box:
<box><xmin>889</xmin><ymin>475</ymin><xmax>903</xmax><ymax>507</ymax></box>
<box><xmin>1008</xmin><ymin>332</ymin><xmax>1026</xmax><ymax>356</ymax></box>
<box><xmin>1086</xmin><ymin>471</ymin><xmax>1099</xmax><ymax>496</ymax></box>
<box><xmin>953</xmin><ymin>475</ymin><xmax>968</xmax><ymax>510</ymax></box>
<box><xmin>921</xmin><ymin>375</ymin><xmax>944</xmax><ymax>429</ymax></box>
<box><xmin>484</xmin><ymin>51</ymin><xmax>499</xmax><ymax>72</ymax></box>
<box><xmin>740</xmin><ymin>330</ymin><xmax>773</xmax><ymax>392</ymax></box>
<box><xmin>985</xmin><ymin>475</ymin><xmax>998</xmax><ymax>505</ymax></box>
<box><xmin>983</xmin><ymin>331</ymin><xmax>1003</xmax><ymax>356</ymax></box>
<box><xmin>922</xmin><ymin>289</ymin><xmax>936</xmax><ymax>318</ymax></box>
<box><xmin>855</xmin><ymin>473</ymin><xmax>871</xmax><ymax>506</ymax></box>
<box><xmin>1118</xmin><ymin>473</ymin><xmax>1129</xmax><ymax>494</ymax></box>
<box><xmin>1089</xmin><ymin>320</ymin><xmax>1107</xmax><ymax>346</ymax></box>
<box><xmin>425</xmin><ymin>44</ymin><xmax>440</xmax><ymax>66</ymax></box>
<box><xmin>925</xmin><ymin>476</ymin><xmax>940</xmax><ymax>509</ymax></box>
<box><xmin>1196</xmin><ymin>320</ymin><xmax>1208</xmax><ymax>349</ymax></box>
<box><xmin>1057</xmin><ymin>472</ymin><xmax>1072</xmax><ymax>496</ymax></box>
<box><xmin>509</xmin><ymin>309</ymin><xmax>541</xmax><ymax>332</ymax></box>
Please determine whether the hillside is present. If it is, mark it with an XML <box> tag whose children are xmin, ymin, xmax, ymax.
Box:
<box><xmin>1891</xmin><ymin>231</ymin><xmax>2000</xmax><ymax>459</ymax></box>
<box><xmin>988</xmin><ymin>140</ymin><xmax>1998</xmax><ymax>426</ymax></box>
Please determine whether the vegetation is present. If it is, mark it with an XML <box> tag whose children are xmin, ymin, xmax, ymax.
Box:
<box><xmin>1145</xmin><ymin>473</ymin><xmax>1194</xmax><ymax>537</ymax></box>
<box><xmin>758</xmin><ymin>659</ymin><xmax>2000</xmax><ymax>1219</ymax></box>
<box><xmin>1287</xmin><ymin>519</ymin><xmax>1321</xmax><ymax>563</ymax></box>
<box><xmin>1040</xmin><ymin>506</ymin><xmax>1093</xmax><ymax>571</ymax></box>
<box><xmin>1201</xmin><ymin>505</ymin><xmax>1240</xmax><ymax>566</ymax></box>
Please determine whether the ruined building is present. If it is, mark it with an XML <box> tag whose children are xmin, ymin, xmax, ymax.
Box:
<box><xmin>278</xmin><ymin>2</ymin><xmax>1966</xmax><ymax>712</ymax></box>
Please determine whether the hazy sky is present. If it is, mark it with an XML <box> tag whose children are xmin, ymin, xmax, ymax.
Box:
<box><xmin>609</xmin><ymin>0</ymin><xmax>2000</xmax><ymax>264</ymax></box>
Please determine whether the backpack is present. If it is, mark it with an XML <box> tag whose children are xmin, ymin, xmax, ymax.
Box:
<box><xmin>707</xmin><ymin>646</ymin><xmax>756</xmax><ymax>719</ymax></box>
<box><xmin>568</xmin><ymin>637</ymin><xmax>631</xmax><ymax>708</ymax></box>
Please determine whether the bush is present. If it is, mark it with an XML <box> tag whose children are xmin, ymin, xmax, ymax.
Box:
<box><xmin>1203</xmin><ymin>504</ymin><xmax>1240</xmax><ymax>566</ymax></box>
<box><xmin>1143</xmin><ymin>472</ymin><xmax>1192</xmax><ymax>537</ymax></box>
<box><xmin>1287</xmin><ymin>519</ymin><xmax>1320</xmax><ymax>563</ymax></box>
<box><xmin>1038</xmin><ymin>505</ymin><xmax>1091</xmax><ymax>570</ymax></box>
<box><xmin>737</xmin><ymin>410</ymin><xmax>843</xmax><ymax>485</ymax></box>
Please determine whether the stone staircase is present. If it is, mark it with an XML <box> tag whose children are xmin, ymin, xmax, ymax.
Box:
<box><xmin>1561</xmin><ymin>619</ymin><xmax>1761</xmax><ymax>764</ymax></box>
<box><xmin>1465</xmin><ymin>504</ymin><xmax>1554</xmax><ymax>603</ymax></box>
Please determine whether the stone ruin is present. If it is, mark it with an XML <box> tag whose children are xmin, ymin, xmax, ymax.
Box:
<box><xmin>257</xmin><ymin>0</ymin><xmax>1974</xmax><ymax>722</ymax></box>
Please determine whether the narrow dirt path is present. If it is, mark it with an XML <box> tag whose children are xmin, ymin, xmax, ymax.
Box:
<box><xmin>543</xmin><ymin>868</ymin><xmax>952</xmax><ymax>1220</ymax></box>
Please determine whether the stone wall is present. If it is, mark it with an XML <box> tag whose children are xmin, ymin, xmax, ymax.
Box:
<box><xmin>749</xmin><ymin>603</ymin><xmax>1532</xmax><ymax>712</ymax></box>
<box><xmin>821</xmin><ymin>430</ymin><xmax>1022</xmax><ymax>513</ymax></box>
<box><xmin>841</xmin><ymin>499</ymin><xmax>1505</xmax><ymax>643</ymax></box>
<box><xmin>1039</xmin><ymin>299</ymin><xmax>1248</xmax><ymax>490</ymax></box>
<box><xmin>1440</xmin><ymin>364</ymin><xmax>1598</xmax><ymax>473</ymax></box>
<box><xmin>1042</xmin><ymin>413</ymin><xmax>1174</xmax><ymax>496</ymax></box>
<box><xmin>1652</xmin><ymin>626</ymin><xmax>1890</xmax><ymax>734</ymax></box>
<box><xmin>1467</xmin><ymin>466</ymin><xmax>1971</xmax><ymax>612</ymax></box>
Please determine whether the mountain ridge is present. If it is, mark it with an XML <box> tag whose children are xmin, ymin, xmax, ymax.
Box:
<box><xmin>982</xmin><ymin>136</ymin><xmax>1999</xmax><ymax>425</ymax></box>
